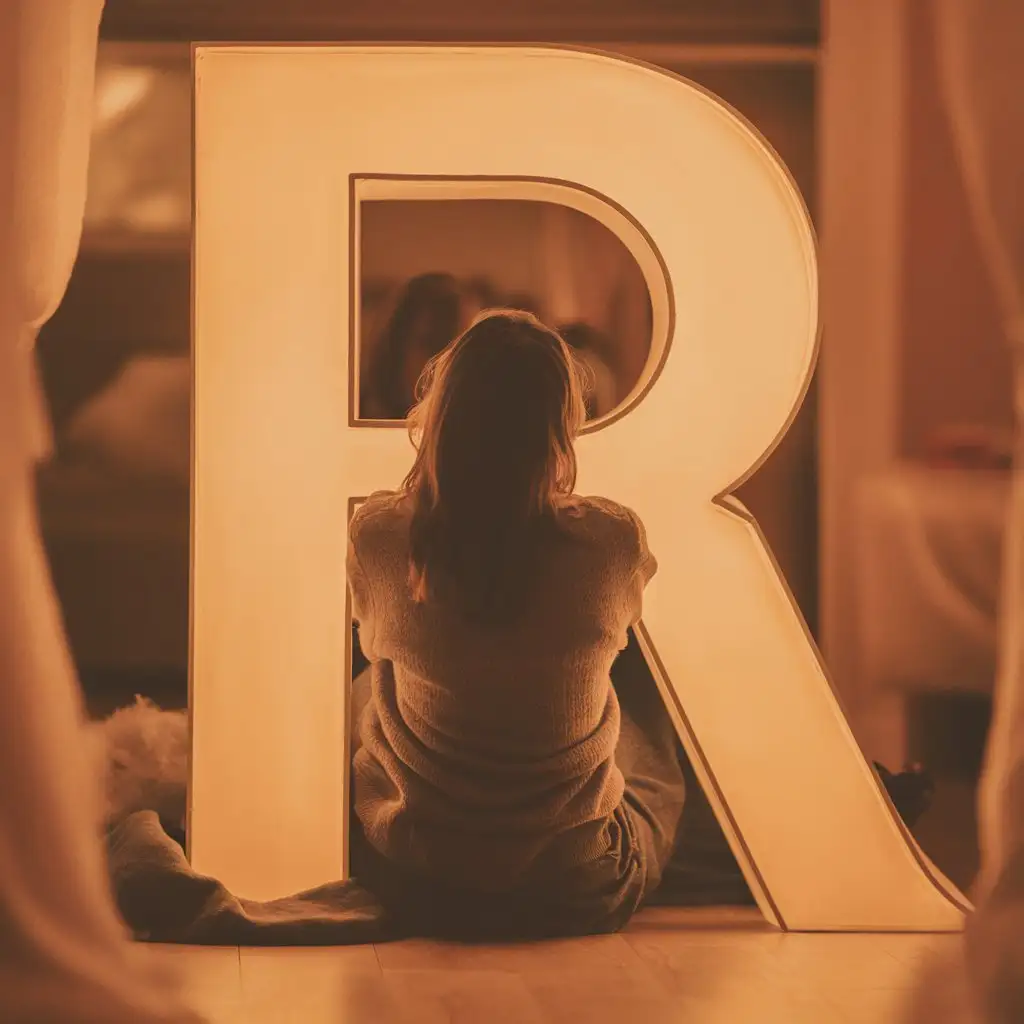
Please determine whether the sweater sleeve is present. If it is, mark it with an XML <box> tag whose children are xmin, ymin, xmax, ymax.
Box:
<box><xmin>626</xmin><ymin>508</ymin><xmax>657</xmax><ymax>628</ymax></box>
<box><xmin>347</xmin><ymin>525</ymin><xmax>377</xmax><ymax>660</ymax></box>
<box><xmin>633</xmin><ymin>510</ymin><xmax>658</xmax><ymax>586</ymax></box>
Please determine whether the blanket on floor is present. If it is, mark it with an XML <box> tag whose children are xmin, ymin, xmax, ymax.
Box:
<box><xmin>105</xmin><ymin>807</ymin><xmax>756</xmax><ymax>945</ymax></box>
<box><xmin>105</xmin><ymin>765</ymin><xmax>931</xmax><ymax>945</ymax></box>
<box><xmin>107</xmin><ymin>811</ymin><xmax>394</xmax><ymax>945</ymax></box>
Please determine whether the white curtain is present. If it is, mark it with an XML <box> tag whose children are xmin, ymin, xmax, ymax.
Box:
<box><xmin>0</xmin><ymin>3</ymin><xmax>201</xmax><ymax>1020</ymax></box>
<box><xmin>934</xmin><ymin>0</ymin><xmax>1024</xmax><ymax>1019</ymax></box>
<box><xmin>935</xmin><ymin>0</ymin><xmax>1024</xmax><ymax>884</ymax></box>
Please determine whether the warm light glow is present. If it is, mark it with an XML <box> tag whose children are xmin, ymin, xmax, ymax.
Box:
<box><xmin>191</xmin><ymin>44</ymin><xmax>968</xmax><ymax>929</ymax></box>
<box><xmin>93</xmin><ymin>66</ymin><xmax>152</xmax><ymax>125</ymax></box>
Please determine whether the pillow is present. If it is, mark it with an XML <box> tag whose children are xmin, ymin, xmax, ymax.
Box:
<box><xmin>63</xmin><ymin>355</ymin><xmax>190</xmax><ymax>485</ymax></box>
<box><xmin>88</xmin><ymin>697</ymin><xmax>188</xmax><ymax>828</ymax></box>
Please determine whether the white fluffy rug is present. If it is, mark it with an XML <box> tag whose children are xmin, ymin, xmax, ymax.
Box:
<box><xmin>88</xmin><ymin>697</ymin><xmax>189</xmax><ymax>829</ymax></box>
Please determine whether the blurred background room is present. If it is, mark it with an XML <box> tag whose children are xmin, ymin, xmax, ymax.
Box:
<box><xmin>34</xmin><ymin>0</ymin><xmax>1010</xmax><ymax>898</ymax></box>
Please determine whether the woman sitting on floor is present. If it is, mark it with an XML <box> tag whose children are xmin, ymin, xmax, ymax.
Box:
<box><xmin>346</xmin><ymin>309</ymin><xmax>686</xmax><ymax>939</ymax></box>
<box><xmin>90</xmin><ymin>309</ymin><xmax>936</xmax><ymax>939</ymax></box>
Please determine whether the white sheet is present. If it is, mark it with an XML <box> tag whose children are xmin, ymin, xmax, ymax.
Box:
<box><xmin>856</xmin><ymin>462</ymin><xmax>1009</xmax><ymax>695</ymax></box>
<box><xmin>64</xmin><ymin>354</ymin><xmax>190</xmax><ymax>485</ymax></box>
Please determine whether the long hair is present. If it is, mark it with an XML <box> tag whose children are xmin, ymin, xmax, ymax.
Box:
<box><xmin>402</xmin><ymin>310</ymin><xmax>588</xmax><ymax>623</ymax></box>
<box><xmin>366</xmin><ymin>272</ymin><xmax>466</xmax><ymax>419</ymax></box>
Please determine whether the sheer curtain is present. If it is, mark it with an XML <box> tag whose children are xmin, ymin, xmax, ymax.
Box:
<box><xmin>935</xmin><ymin>0</ymin><xmax>1024</xmax><ymax>889</ymax></box>
<box><xmin>0</xmin><ymin>3</ymin><xmax>201</xmax><ymax>1020</ymax></box>
<box><xmin>934</xmin><ymin>0</ymin><xmax>1024</xmax><ymax>1018</ymax></box>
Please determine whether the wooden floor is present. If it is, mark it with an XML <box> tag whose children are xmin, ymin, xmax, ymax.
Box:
<box><xmin>151</xmin><ymin>906</ymin><xmax>969</xmax><ymax>1023</ymax></box>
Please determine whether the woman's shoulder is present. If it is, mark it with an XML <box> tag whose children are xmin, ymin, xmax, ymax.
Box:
<box><xmin>556</xmin><ymin>495</ymin><xmax>647</xmax><ymax>549</ymax></box>
<box><xmin>350</xmin><ymin>490</ymin><xmax>410</xmax><ymax>539</ymax></box>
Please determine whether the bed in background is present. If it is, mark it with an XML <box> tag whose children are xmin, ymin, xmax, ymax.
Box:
<box><xmin>855</xmin><ymin>456</ymin><xmax>1008</xmax><ymax>767</ymax></box>
<box><xmin>36</xmin><ymin>349</ymin><xmax>191</xmax><ymax>710</ymax></box>
<box><xmin>37</xmin><ymin>460</ymin><xmax>188</xmax><ymax>678</ymax></box>
<box><xmin>857</xmin><ymin>462</ymin><xmax>1006</xmax><ymax>695</ymax></box>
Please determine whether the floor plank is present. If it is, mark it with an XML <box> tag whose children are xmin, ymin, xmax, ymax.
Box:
<box><xmin>147</xmin><ymin>910</ymin><xmax>967</xmax><ymax>1023</ymax></box>
<box><xmin>384</xmin><ymin>969</ymin><xmax>550</xmax><ymax>1024</ymax></box>
<box><xmin>150</xmin><ymin>944</ymin><xmax>245</xmax><ymax>1021</ymax></box>
<box><xmin>235</xmin><ymin>946</ymin><xmax>383</xmax><ymax>1022</ymax></box>
<box><xmin>375</xmin><ymin>930</ymin><xmax>637</xmax><ymax>974</ymax></box>
<box><xmin>237</xmin><ymin>945</ymin><xmax>383</xmax><ymax>1022</ymax></box>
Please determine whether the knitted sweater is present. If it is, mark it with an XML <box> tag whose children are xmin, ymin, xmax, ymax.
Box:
<box><xmin>347</xmin><ymin>490</ymin><xmax>656</xmax><ymax>893</ymax></box>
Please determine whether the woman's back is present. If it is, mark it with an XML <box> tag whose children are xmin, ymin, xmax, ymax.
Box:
<box><xmin>348</xmin><ymin>489</ymin><xmax>655</xmax><ymax>892</ymax></box>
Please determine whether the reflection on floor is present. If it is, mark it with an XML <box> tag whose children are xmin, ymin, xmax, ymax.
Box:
<box><xmin>151</xmin><ymin>906</ymin><xmax>966</xmax><ymax>1024</ymax></box>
